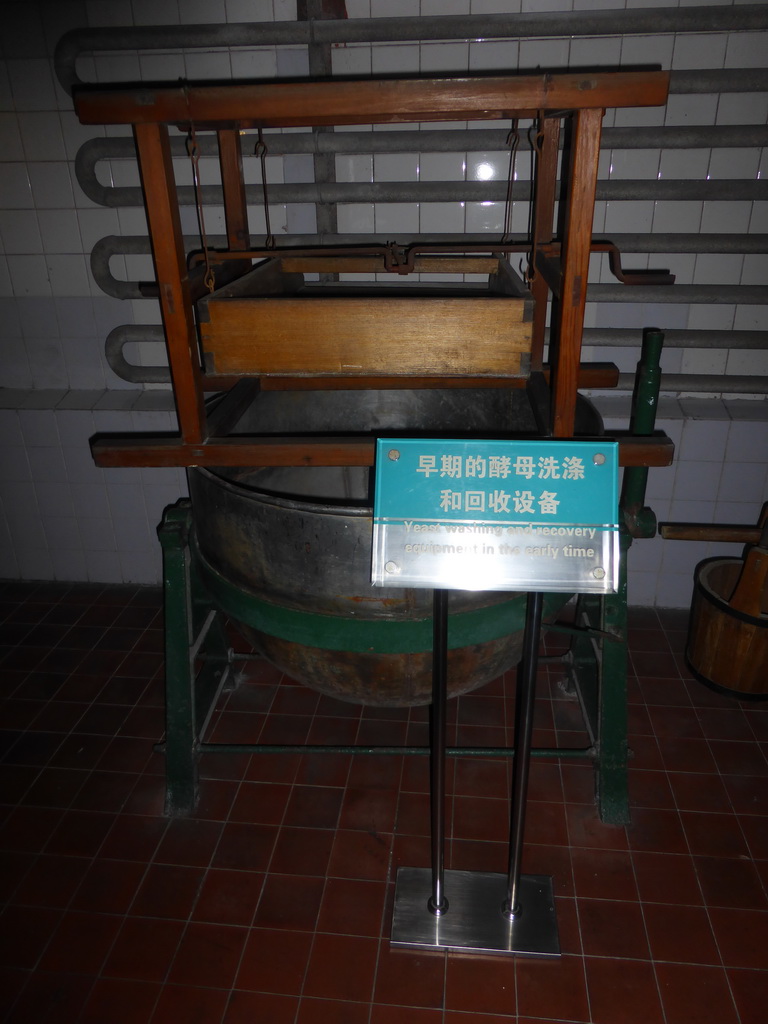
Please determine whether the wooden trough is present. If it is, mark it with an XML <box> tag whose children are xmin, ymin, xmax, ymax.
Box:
<box><xmin>197</xmin><ymin>254</ymin><xmax>533</xmax><ymax>380</ymax></box>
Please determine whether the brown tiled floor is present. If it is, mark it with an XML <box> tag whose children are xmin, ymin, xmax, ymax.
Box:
<box><xmin>1</xmin><ymin>580</ymin><xmax>767</xmax><ymax>1023</ymax></box>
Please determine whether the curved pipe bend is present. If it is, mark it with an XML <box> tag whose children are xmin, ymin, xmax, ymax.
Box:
<box><xmin>105</xmin><ymin>325</ymin><xmax>170</xmax><ymax>384</ymax></box>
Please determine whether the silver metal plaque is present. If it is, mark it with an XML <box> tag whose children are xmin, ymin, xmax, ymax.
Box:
<box><xmin>391</xmin><ymin>867</ymin><xmax>560</xmax><ymax>957</ymax></box>
<box><xmin>372</xmin><ymin>439</ymin><xmax>619</xmax><ymax>594</ymax></box>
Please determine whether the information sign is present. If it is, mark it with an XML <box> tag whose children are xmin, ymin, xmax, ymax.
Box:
<box><xmin>372</xmin><ymin>438</ymin><xmax>619</xmax><ymax>594</ymax></box>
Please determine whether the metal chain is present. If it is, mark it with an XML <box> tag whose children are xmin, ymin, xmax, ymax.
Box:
<box><xmin>524</xmin><ymin>115</ymin><xmax>546</xmax><ymax>286</ymax></box>
<box><xmin>500</xmin><ymin>119</ymin><xmax>520</xmax><ymax>245</ymax></box>
<box><xmin>254</xmin><ymin>128</ymin><xmax>276</xmax><ymax>249</ymax></box>
<box><xmin>186</xmin><ymin>124</ymin><xmax>216</xmax><ymax>292</ymax></box>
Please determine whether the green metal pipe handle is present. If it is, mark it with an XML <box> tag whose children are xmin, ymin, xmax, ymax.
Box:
<box><xmin>621</xmin><ymin>326</ymin><xmax>665</xmax><ymax>538</ymax></box>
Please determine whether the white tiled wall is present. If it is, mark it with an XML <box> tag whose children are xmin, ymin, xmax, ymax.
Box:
<box><xmin>598</xmin><ymin>398</ymin><xmax>768</xmax><ymax>609</ymax></box>
<box><xmin>1</xmin><ymin>0</ymin><xmax>766</xmax><ymax>605</ymax></box>
<box><xmin>0</xmin><ymin>390</ymin><xmax>186</xmax><ymax>584</ymax></box>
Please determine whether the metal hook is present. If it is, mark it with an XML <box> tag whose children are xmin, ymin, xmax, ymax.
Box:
<box><xmin>185</xmin><ymin>132</ymin><xmax>200</xmax><ymax>162</ymax></box>
<box><xmin>500</xmin><ymin>119</ymin><xmax>520</xmax><ymax>245</ymax></box>
<box><xmin>187</xmin><ymin>122</ymin><xmax>216</xmax><ymax>291</ymax></box>
<box><xmin>254</xmin><ymin>128</ymin><xmax>275</xmax><ymax>250</ymax></box>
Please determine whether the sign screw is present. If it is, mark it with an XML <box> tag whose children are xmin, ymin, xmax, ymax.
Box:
<box><xmin>385</xmin><ymin>561</ymin><xmax>399</xmax><ymax>574</ymax></box>
<box><xmin>593</xmin><ymin>453</ymin><xmax>606</xmax><ymax>465</ymax></box>
<box><xmin>388</xmin><ymin>449</ymin><xmax>400</xmax><ymax>461</ymax></box>
<box><xmin>592</xmin><ymin>566</ymin><xmax>606</xmax><ymax>579</ymax></box>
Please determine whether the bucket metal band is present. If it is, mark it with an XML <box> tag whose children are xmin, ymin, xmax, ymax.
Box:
<box><xmin>192</xmin><ymin>532</ymin><xmax>565</xmax><ymax>654</ymax></box>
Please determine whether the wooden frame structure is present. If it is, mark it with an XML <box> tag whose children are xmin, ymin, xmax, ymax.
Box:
<box><xmin>74</xmin><ymin>69</ymin><xmax>674</xmax><ymax>471</ymax></box>
<box><xmin>74</xmin><ymin>71</ymin><xmax>677</xmax><ymax>824</ymax></box>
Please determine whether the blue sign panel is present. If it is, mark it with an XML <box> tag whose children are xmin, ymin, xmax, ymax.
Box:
<box><xmin>372</xmin><ymin>438</ymin><xmax>619</xmax><ymax>593</ymax></box>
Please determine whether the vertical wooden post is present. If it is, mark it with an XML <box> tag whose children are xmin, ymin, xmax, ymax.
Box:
<box><xmin>217</xmin><ymin>128</ymin><xmax>250</xmax><ymax>251</ymax></box>
<box><xmin>529</xmin><ymin>115</ymin><xmax>561</xmax><ymax>373</ymax></box>
<box><xmin>134</xmin><ymin>121</ymin><xmax>206</xmax><ymax>444</ymax></box>
<box><xmin>550</xmin><ymin>106</ymin><xmax>603</xmax><ymax>438</ymax></box>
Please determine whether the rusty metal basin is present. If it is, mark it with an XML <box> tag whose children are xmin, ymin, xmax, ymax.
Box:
<box><xmin>188</xmin><ymin>389</ymin><xmax>595</xmax><ymax>705</ymax></box>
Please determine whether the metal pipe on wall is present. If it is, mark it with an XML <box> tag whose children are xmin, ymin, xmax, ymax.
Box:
<box><xmin>91</xmin><ymin>235</ymin><xmax>768</xmax><ymax>303</ymax></box>
<box><xmin>584</xmin><ymin>329</ymin><xmax>768</xmax><ymax>350</ymax></box>
<box><xmin>60</xmin><ymin>12</ymin><xmax>768</xmax><ymax>400</ymax></box>
<box><xmin>75</xmin><ymin>124</ymin><xmax>768</xmax><ymax>182</ymax></box>
<box><xmin>75</xmin><ymin>174</ymin><xmax>768</xmax><ymax>210</ymax></box>
<box><xmin>103</xmin><ymin>325</ymin><xmax>768</xmax><ymax>395</ymax></box>
<box><xmin>54</xmin><ymin>5</ymin><xmax>768</xmax><ymax>92</ymax></box>
<box><xmin>589</xmin><ymin>284</ymin><xmax>768</xmax><ymax>305</ymax></box>
<box><xmin>105</xmin><ymin>325</ymin><xmax>169</xmax><ymax>384</ymax></box>
<box><xmin>90</xmin><ymin>233</ymin><xmax>768</xmax><ymax>301</ymax></box>
<box><xmin>617</xmin><ymin>374</ymin><xmax>768</xmax><ymax>394</ymax></box>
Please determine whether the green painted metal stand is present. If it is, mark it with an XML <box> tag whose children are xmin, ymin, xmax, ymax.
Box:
<box><xmin>158</xmin><ymin>504</ymin><xmax>234</xmax><ymax>815</ymax></box>
<box><xmin>562</xmin><ymin>328</ymin><xmax>667</xmax><ymax>825</ymax></box>
<box><xmin>158</xmin><ymin>505</ymin><xmax>631</xmax><ymax>823</ymax></box>
<box><xmin>157</xmin><ymin>329</ymin><xmax>666</xmax><ymax>823</ymax></box>
<box><xmin>564</xmin><ymin>531</ymin><xmax>632</xmax><ymax>825</ymax></box>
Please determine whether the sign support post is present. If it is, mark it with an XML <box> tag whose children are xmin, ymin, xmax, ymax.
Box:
<box><xmin>429</xmin><ymin>587</ymin><xmax>450</xmax><ymax>919</ymax></box>
<box><xmin>377</xmin><ymin>438</ymin><xmax>618</xmax><ymax>957</ymax></box>
<box><xmin>504</xmin><ymin>589</ymin><xmax>544</xmax><ymax>921</ymax></box>
<box><xmin>391</xmin><ymin>585</ymin><xmax>560</xmax><ymax>957</ymax></box>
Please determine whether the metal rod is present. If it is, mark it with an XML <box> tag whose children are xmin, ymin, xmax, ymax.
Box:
<box><xmin>93</xmin><ymin>230</ymin><xmax>768</xmax><ymax>259</ymax></box>
<box><xmin>428</xmin><ymin>587</ymin><xmax>449</xmax><ymax>917</ymax></box>
<box><xmin>75</xmin><ymin>174</ymin><xmax>768</xmax><ymax>209</ymax></box>
<box><xmin>618</xmin><ymin>373</ymin><xmax>768</xmax><ymax>395</ymax></box>
<box><xmin>585</xmin><ymin>328</ymin><xmax>768</xmax><ymax>347</ymax></box>
<box><xmin>590</xmin><ymin>284</ymin><xmax>768</xmax><ymax>305</ymax></box>
<box><xmin>55</xmin><ymin>8</ymin><xmax>768</xmax><ymax>92</ymax></box>
<box><xmin>671</xmin><ymin>68</ymin><xmax>768</xmax><ymax>94</ymax></box>
<box><xmin>503</xmin><ymin>590</ymin><xmax>544</xmax><ymax>920</ymax></box>
<box><xmin>195</xmin><ymin>742</ymin><xmax>596</xmax><ymax>758</ymax></box>
<box><xmin>76</xmin><ymin>124</ymin><xmax>768</xmax><ymax>191</ymax></box>
<box><xmin>105</xmin><ymin>325</ymin><xmax>170</xmax><ymax>382</ymax></box>
<box><xmin>91</xmin><ymin>230</ymin><xmax>768</xmax><ymax>302</ymax></box>
<box><xmin>303</xmin><ymin>0</ymin><xmax>339</xmax><ymax>252</ymax></box>
<box><xmin>101</xmin><ymin>322</ymin><xmax>768</xmax><ymax>396</ymax></box>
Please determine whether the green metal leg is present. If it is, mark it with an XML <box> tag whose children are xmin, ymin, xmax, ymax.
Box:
<box><xmin>158</xmin><ymin>502</ymin><xmax>199</xmax><ymax>815</ymax></box>
<box><xmin>568</xmin><ymin>592</ymin><xmax>600</xmax><ymax>729</ymax></box>
<box><xmin>564</xmin><ymin>532</ymin><xmax>630</xmax><ymax>826</ymax></box>
<box><xmin>593</xmin><ymin>533</ymin><xmax>630</xmax><ymax>826</ymax></box>
<box><xmin>158</xmin><ymin>501</ymin><xmax>233</xmax><ymax>815</ymax></box>
<box><xmin>589</xmin><ymin>326</ymin><xmax>666</xmax><ymax>823</ymax></box>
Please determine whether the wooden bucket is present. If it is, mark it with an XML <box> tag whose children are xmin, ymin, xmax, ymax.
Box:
<box><xmin>686</xmin><ymin>549</ymin><xmax>768</xmax><ymax>698</ymax></box>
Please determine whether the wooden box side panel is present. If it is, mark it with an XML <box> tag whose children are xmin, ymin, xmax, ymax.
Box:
<box><xmin>278</xmin><ymin>255</ymin><xmax>504</xmax><ymax>276</ymax></box>
<box><xmin>201</xmin><ymin>296</ymin><xmax>532</xmax><ymax>377</ymax></box>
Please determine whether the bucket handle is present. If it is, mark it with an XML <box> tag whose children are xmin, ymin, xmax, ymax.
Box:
<box><xmin>660</xmin><ymin>500</ymin><xmax>768</xmax><ymax>545</ymax></box>
<box><xmin>729</xmin><ymin>545</ymin><xmax>768</xmax><ymax>618</ymax></box>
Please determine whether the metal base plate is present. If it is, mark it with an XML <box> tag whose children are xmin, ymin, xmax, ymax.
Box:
<box><xmin>391</xmin><ymin>868</ymin><xmax>560</xmax><ymax>957</ymax></box>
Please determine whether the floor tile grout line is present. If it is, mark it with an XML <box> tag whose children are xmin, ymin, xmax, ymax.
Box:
<box><xmin>78</xmin><ymin>781</ymin><xmax>172</xmax><ymax>1023</ymax></box>
<box><xmin>285</xmin><ymin>707</ymin><xmax>358</xmax><ymax>1018</ymax></box>
<box><xmin>627</xmin><ymin>811</ymin><xmax>671</xmax><ymax>1024</ymax></box>
<box><xmin>628</xmin><ymin>609</ymin><xmax>669</xmax><ymax>1018</ymax></box>
<box><xmin>366</xmin><ymin>749</ymin><xmax>406</xmax><ymax>1024</ymax></box>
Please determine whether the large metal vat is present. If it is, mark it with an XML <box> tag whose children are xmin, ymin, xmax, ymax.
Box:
<box><xmin>189</xmin><ymin>390</ymin><xmax>599</xmax><ymax>705</ymax></box>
